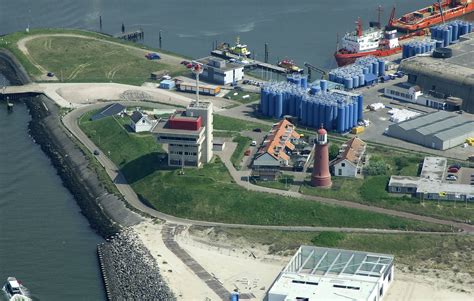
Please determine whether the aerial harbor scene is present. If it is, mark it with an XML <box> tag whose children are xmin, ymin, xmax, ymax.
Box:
<box><xmin>1</xmin><ymin>0</ymin><xmax>474</xmax><ymax>300</ymax></box>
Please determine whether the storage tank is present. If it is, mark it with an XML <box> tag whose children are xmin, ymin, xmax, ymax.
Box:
<box><xmin>363</xmin><ymin>67</ymin><xmax>369</xmax><ymax>75</ymax></box>
<box><xmin>301</xmin><ymin>76</ymin><xmax>308</xmax><ymax>89</ymax></box>
<box><xmin>353</xmin><ymin>100</ymin><xmax>359</xmax><ymax>125</ymax></box>
<box><xmin>435</xmin><ymin>40</ymin><xmax>443</xmax><ymax>49</ymax></box>
<box><xmin>329</xmin><ymin>73</ymin><xmax>335</xmax><ymax>82</ymax></box>
<box><xmin>442</xmin><ymin>28</ymin><xmax>449</xmax><ymax>47</ymax></box>
<box><xmin>319</xmin><ymin>102</ymin><xmax>326</xmax><ymax>128</ymax></box>
<box><xmin>348</xmin><ymin>102</ymin><xmax>354</xmax><ymax>129</ymax></box>
<box><xmin>378</xmin><ymin>60</ymin><xmax>385</xmax><ymax>76</ymax></box>
<box><xmin>337</xmin><ymin>106</ymin><xmax>344</xmax><ymax>133</ymax></box>
<box><xmin>344</xmin><ymin>77</ymin><xmax>353</xmax><ymax>89</ymax></box>
<box><xmin>312</xmin><ymin>102</ymin><xmax>320</xmax><ymax>127</ymax></box>
<box><xmin>261</xmin><ymin>90</ymin><xmax>269</xmax><ymax>115</ymax></box>
<box><xmin>288</xmin><ymin>93</ymin><xmax>296</xmax><ymax>116</ymax></box>
<box><xmin>296</xmin><ymin>95</ymin><xmax>302</xmax><ymax>119</ymax></box>
<box><xmin>352</xmin><ymin>76</ymin><xmax>359</xmax><ymax>88</ymax></box>
<box><xmin>325</xmin><ymin>103</ymin><xmax>333</xmax><ymax>130</ymax></box>
<box><xmin>230</xmin><ymin>292</ymin><xmax>239</xmax><ymax>301</ymax></box>
<box><xmin>301</xmin><ymin>98</ymin><xmax>308</xmax><ymax>124</ymax></box>
<box><xmin>275</xmin><ymin>92</ymin><xmax>283</xmax><ymax>118</ymax></box>
<box><xmin>357</xmin><ymin>95</ymin><xmax>363</xmax><ymax>120</ymax></box>
<box><xmin>344</xmin><ymin>103</ymin><xmax>350</xmax><ymax>131</ymax></box>
<box><xmin>320</xmin><ymin>80</ymin><xmax>328</xmax><ymax>93</ymax></box>
<box><xmin>358</xmin><ymin>74</ymin><xmax>365</xmax><ymax>87</ymax></box>
<box><xmin>268</xmin><ymin>92</ymin><xmax>275</xmax><ymax>117</ymax></box>
<box><xmin>372</xmin><ymin>62</ymin><xmax>379</xmax><ymax>76</ymax></box>
<box><xmin>452</xmin><ymin>23</ymin><xmax>459</xmax><ymax>41</ymax></box>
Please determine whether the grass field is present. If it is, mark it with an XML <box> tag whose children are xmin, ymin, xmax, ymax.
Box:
<box><xmin>213</xmin><ymin>114</ymin><xmax>270</xmax><ymax>132</ymax></box>
<box><xmin>224</xmin><ymin>91</ymin><xmax>260</xmax><ymax>104</ymax></box>
<box><xmin>202</xmin><ymin>227</ymin><xmax>474</xmax><ymax>274</ymax></box>
<box><xmin>0</xmin><ymin>29</ymin><xmax>188</xmax><ymax>85</ymax></box>
<box><xmin>78</xmin><ymin>112</ymin><xmax>451</xmax><ymax>231</ymax></box>
<box><xmin>252</xmin><ymin>174</ymin><xmax>294</xmax><ymax>191</ymax></box>
<box><xmin>230</xmin><ymin>135</ymin><xmax>252</xmax><ymax>169</ymax></box>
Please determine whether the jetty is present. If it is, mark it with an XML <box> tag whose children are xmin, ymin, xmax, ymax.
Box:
<box><xmin>211</xmin><ymin>49</ymin><xmax>287</xmax><ymax>74</ymax></box>
<box><xmin>114</xmin><ymin>29</ymin><xmax>144</xmax><ymax>42</ymax></box>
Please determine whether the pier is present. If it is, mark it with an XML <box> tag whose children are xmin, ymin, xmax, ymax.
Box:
<box><xmin>211</xmin><ymin>50</ymin><xmax>287</xmax><ymax>74</ymax></box>
<box><xmin>114</xmin><ymin>29</ymin><xmax>144</xmax><ymax>42</ymax></box>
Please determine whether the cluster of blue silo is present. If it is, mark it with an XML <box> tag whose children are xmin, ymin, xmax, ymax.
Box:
<box><xmin>260</xmin><ymin>80</ymin><xmax>363</xmax><ymax>133</ymax></box>
<box><xmin>287</xmin><ymin>73</ymin><xmax>308</xmax><ymax>89</ymax></box>
<box><xmin>431</xmin><ymin>20</ymin><xmax>473</xmax><ymax>48</ymax></box>
<box><xmin>328</xmin><ymin>56</ymin><xmax>385</xmax><ymax>89</ymax></box>
<box><xmin>402</xmin><ymin>39</ymin><xmax>436</xmax><ymax>59</ymax></box>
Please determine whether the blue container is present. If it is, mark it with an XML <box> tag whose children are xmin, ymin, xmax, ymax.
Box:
<box><xmin>261</xmin><ymin>90</ymin><xmax>269</xmax><ymax>115</ymax></box>
<box><xmin>344</xmin><ymin>104</ymin><xmax>350</xmax><ymax>131</ymax></box>
<box><xmin>353</xmin><ymin>76</ymin><xmax>359</xmax><ymax>88</ymax></box>
<box><xmin>379</xmin><ymin>60</ymin><xmax>385</xmax><ymax>76</ymax></box>
<box><xmin>288</xmin><ymin>95</ymin><xmax>296</xmax><ymax>116</ymax></box>
<box><xmin>320</xmin><ymin>80</ymin><xmax>328</xmax><ymax>93</ymax></box>
<box><xmin>231</xmin><ymin>292</ymin><xmax>239</xmax><ymax>301</ymax></box>
<box><xmin>275</xmin><ymin>93</ymin><xmax>283</xmax><ymax>118</ymax></box>
<box><xmin>461</xmin><ymin>24</ymin><xmax>469</xmax><ymax>35</ymax></box>
<box><xmin>301</xmin><ymin>99</ymin><xmax>308</xmax><ymax>124</ymax></box>
<box><xmin>319</xmin><ymin>103</ymin><xmax>326</xmax><ymax>128</ymax></box>
<box><xmin>309</xmin><ymin>102</ymin><xmax>316</xmax><ymax>127</ymax></box>
<box><xmin>452</xmin><ymin>23</ymin><xmax>459</xmax><ymax>41</ymax></box>
<box><xmin>344</xmin><ymin>77</ymin><xmax>353</xmax><ymax>89</ymax></box>
<box><xmin>337</xmin><ymin>106</ymin><xmax>344</xmax><ymax>133</ymax></box>
<box><xmin>358</xmin><ymin>74</ymin><xmax>365</xmax><ymax>86</ymax></box>
<box><xmin>443</xmin><ymin>29</ymin><xmax>449</xmax><ymax>47</ymax></box>
<box><xmin>268</xmin><ymin>92</ymin><xmax>275</xmax><ymax>117</ymax></box>
<box><xmin>353</xmin><ymin>99</ymin><xmax>359</xmax><ymax>124</ymax></box>
<box><xmin>296</xmin><ymin>95</ymin><xmax>302</xmax><ymax>119</ymax></box>
<box><xmin>301</xmin><ymin>76</ymin><xmax>308</xmax><ymax>89</ymax></box>
<box><xmin>363</xmin><ymin>67</ymin><xmax>369</xmax><ymax>75</ymax></box>
<box><xmin>357</xmin><ymin>95</ymin><xmax>363</xmax><ymax>120</ymax></box>
<box><xmin>326</xmin><ymin>104</ymin><xmax>333</xmax><ymax>130</ymax></box>
<box><xmin>348</xmin><ymin>102</ymin><xmax>354</xmax><ymax>129</ymax></box>
<box><xmin>415</xmin><ymin>45</ymin><xmax>421</xmax><ymax>55</ymax></box>
<box><xmin>372</xmin><ymin>62</ymin><xmax>379</xmax><ymax>76</ymax></box>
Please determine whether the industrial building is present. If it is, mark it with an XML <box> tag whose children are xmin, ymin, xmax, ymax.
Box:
<box><xmin>385</xmin><ymin>111</ymin><xmax>474</xmax><ymax>150</ymax></box>
<box><xmin>153</xmin><ymin>101</ymin><xmax>213</xmax><ymax>167</ymax></box>
<box><xmin>252</xmin><ymin>120</ymin><xmax>301</xmax><ymax>180</ymax></box>
<box><xmin>331</xmin><ymin>137</ymin><xmax>367</xmax><ymax>177</ymax></box>
<box><xmin>260</xmin><ymin>80</ymin><xmax>363</xmax><ymax>133</ymax></box>
<box><xmin>195</xmin><ymin>56</ymin><xmax>244</xmax><ymax>85</ymax></box>
<box><xmin>389</xmin><ymin>157</ymin><xmax>474</xmax><ymax>201</ymax></box>
<box><xmin>268</xmin><ymin>246</ymin><xmax>394</xmax><ymax>301</ymax></box>
<box><xmin>400</xmin><ymin>32</ymin><xmax>474</xmax><ymax>113</ymax></box>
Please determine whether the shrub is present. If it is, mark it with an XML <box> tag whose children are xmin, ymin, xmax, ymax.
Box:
<box><xmin>365</xmin><ymin>160</ymin><xmax>388</xmax><ymax>175</ymax></box>
<box><xmin>311</xmin><ymin>231</ymin><xmax>346</xmax><ymax>247</ymax></box>
<box><xmin>329</xmin><ymin>143</ymin><xmax>340</xmax><ymax>161</ymax></box>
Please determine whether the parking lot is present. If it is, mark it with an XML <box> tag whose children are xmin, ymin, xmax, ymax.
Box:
<box><xmin>448</xmin><ymin>167</ymin><xmax>474</xmax><ymax>186</ymax></box>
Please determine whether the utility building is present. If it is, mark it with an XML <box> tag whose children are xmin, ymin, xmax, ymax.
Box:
<box><xmin>268</xmin><ymin>246</ymin><xmax>394</xmax><ymax>301</ymax></box>
<box><xmin>195</xmin><ymin>56</ymin><xmax>244</xmax><ymax>85</ymax></box>
<box><xmin>400</xmin><ymin>32</ymin><xmax>474</xmax><ymax>113</ymax></box>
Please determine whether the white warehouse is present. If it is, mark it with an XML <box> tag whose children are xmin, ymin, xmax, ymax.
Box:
<box><xmin>268</xmin><ymin>246</ymin><xmax>394</xmax><ymax>301</ymax></box>
<box><xmin>196</xmin><ymin>56</ymin><xmax>244</xmax><ymax>85</ymax></box>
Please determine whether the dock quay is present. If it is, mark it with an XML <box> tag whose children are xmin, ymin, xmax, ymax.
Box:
<box><xmin>211</xmin><ymin>49</ymin><xmax>287</xmax><ymax>74</ymax></box>
<box><xmin>96</xmin><ymin>229</ymin><xmax>175</xmax><ymax>300</ymax></box>
<box><xmin>114</xmin><ymin>29</ymin><xmax>144</xmax><ymax>42</ymax></box>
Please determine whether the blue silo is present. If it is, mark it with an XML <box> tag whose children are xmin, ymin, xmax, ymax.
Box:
<box><xmin>452</xmin><ymin>23</ymin><xmax>459</xmax><ymax>41</ymax></box>
<box><xmin>344</xmin><ymin>77</ymin><xmax>353</xmax><ymax>89</ymax></box>
<box><xmin>353</xmin><ymin>76</ymin><xmax>359</xmax><ymax>88</ymax></box>
<box><xmin>372</xmin><ymin>62</ymin><xmax>379</xmax><ymax>76</ymax></box>
<box><xmin>348</xmin><ymin>102</ymin><xmax>354</xmax><ymax>129</ymax></box>
<box><xmin>442</xmin><ymin>29</ymin><xmax>450</xmax><ymax>47</ymax></box>
<box><xmin>312</xmin><ymin>102</ymin><xmax>320</xmax><ymax>127</ymax></box>
<box><xmin>261</xmin><ymin>90</ymin><xmax>269</xmax><ymax>115</ymax></box>
<box><xmin>358</xmin><ymin>74</ymin><xmax>365</xmax><ymax>86</ymax></box>
<box><xmin>378</xmin><ymin>60</ymin><xmax>385</xmax><ymax>76</ymax></box>
<box><xmin>363</xmin><ymin>67</ymin><xmax>369</xmax><ymax>75</ymax></box>
<box><xmin>296</xmin><ymin>95</ymin><xmax>302</xmax><ymax>119</ymax></box>
<box><xmin>344</xmin><ymin>103</ymin><xmax>350</xmax><ymax>131</ymax></box>
<box><xmin>357</xmin><ymin>95</ymin><xmax>363</xmax><ymax>120</ymax></box>
<box><xmin>352</xmin><ymin>100</ymin><xmax>359</xmax><ymax>126</ymax></box>
<box><xmin>337</xmin><ymin>106</ymin><xmax>344</xmax><ymax>133</ymax></box>
<box><xmin>268</xmin><ymin>92</ymin><xmax>275</xmax><ymax>117</ymax></box>
<box><xmin>275</xmin><ymin>92</ymin><xmax>283</xmax><ymax>118</ymax></box>
<box><xmin>325</xmin><ymin>103</ymin><xmax>333</xmax><ymax>130</ymax></box>
<box><xmin>435</xmin><ymin>40</ymin><xmax>443</xmax><ymax>49</ymax></box>
<box><xmin>301</xmin><ymin>98</ymin><xmax>308</xmax><ymax>124</ymax></box>
<box><xmin>301</xmin><ymin>76</ymin><xmax>308</xmax><ymax>89</ymax></box>
<box><xmin>320</xmin><ymin>80</ymin><xmax>328</xmax><ymax>93</ymax></box>
<box><xmin>319</xmin><ymin>102</ymin><xmax>326</xmax><ymax>128</ymax></box>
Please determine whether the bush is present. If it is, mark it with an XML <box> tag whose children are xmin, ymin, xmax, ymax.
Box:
<box><xmin>329</xmin><ymin>143</ymin><xmax>340</xmax><ymax>161</ymax></box>
<box><xmin>394</xmin><ymin>157</ymin><xmax>409</xmax><ymax>171</ymax></box>
<box><xmin>365</xmin><ymin>160</ymin><xmax>388</xmax><ymax>175</ymax></box>
<box><xmin>311</xmin><ymin>231</ymin><xmax>346</xmax><ymax>247</ymax></box>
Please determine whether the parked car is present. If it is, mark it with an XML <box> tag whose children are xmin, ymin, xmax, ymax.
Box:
<box><xmin>446</xmin><ymin>175</ymin><xmax>457</xmax><ymax>181</ymax></box>
<box><xmin>93</xmin><ymin>150</ymin><xmax>100</xmax><ymax>156</ymax></box>
<box><xmin>251</xmin><ymin>140</ymin><xmax>257</xmax><ymax>146</ymax></box>
<box><xmin>47</xmin><ymin>72</ymin><xmax>55</xmax><ymax>77</ymax></box>
<box><xmin>448</xmin><ymin>167</ymin><xmax>459</xmax><ymax>173</ymax></box>
<box><xmin>145</xmin><ymin>52</ymin><xmax>161</xmax><ymax>60</ymax></box>
<box><xmin>180</xmin><ymin>60</ymin><xmax>190</xmax><ymax>65</ymax></box>
<box><xmin>244</xmin><ymin>149</ymin><xmax>251</xmax><ymax>156</ymax></box>
<box><xmin>253</xmin><ymin>128</ymin><xmax>262</xmax><ymax>132</ymax></box>
<box><xmin>449</xmin><ymin>163</ymin><xmax>461</xmax><ymax>170</ymax></box>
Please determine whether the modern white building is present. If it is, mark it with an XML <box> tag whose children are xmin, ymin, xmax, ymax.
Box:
<box><xmin>268</xmin><ymin>246</ymin><xmax>394</xmax><ymax>301</ymax></box>
<box><xmin>331</xmin><ymin>137</ymin><xmax>367</xmax><ymax>177</ymax></box>
<box><xmin>384</xmin><ymin>83</ymin><xmax>422</xmax><ymax>103</ymax></box>
<box><xmin>153</xmin><ymin>101</ymin><xmax>213</xmax><ymax>167</ymax></box>
<box><xmin>196</xmin><ymin>56</ymin><xmax>244</xmax><ymax>85</ymax></box>
<box><xmin>130</xmin><ymin>111</ymin><xmax>156</xmax><ymax>133</ymax></box>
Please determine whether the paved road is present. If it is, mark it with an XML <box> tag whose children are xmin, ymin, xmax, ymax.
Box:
<box><xmin>62</xmin><ymin>102</ymin><xmax>474</xmax><ymax>234</ymax></box>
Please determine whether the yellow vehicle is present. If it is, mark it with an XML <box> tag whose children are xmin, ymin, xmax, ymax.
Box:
<box><xmin>466</xmin><ymin>137</ymin><xmax>474</xmax><ymax>146</ymax></box>
<box><xmin>351</xmin><ymin>126</ymin><xmax>365</xmax><ymax>134</ymax></box>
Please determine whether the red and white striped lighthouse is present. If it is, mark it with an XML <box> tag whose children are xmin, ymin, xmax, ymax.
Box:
<box><xmin>311</xmin><ymin>126</ymin><xmax>332</xmax><ymax>188</ymax></box>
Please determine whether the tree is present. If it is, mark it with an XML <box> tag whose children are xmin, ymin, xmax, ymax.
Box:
<box><xmin>329</xmin><ymin>143</ymin><xmax>340</xmax><ymax>161</ymax></box>
<box><xmin>365</xmin><ymin>160</ymin><xmax>388</xmax><ymax>176</ymax></box>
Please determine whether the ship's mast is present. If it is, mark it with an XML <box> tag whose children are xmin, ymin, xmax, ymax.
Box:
<box><xmin>356</xmin><ymin>18</ymin><xmax>363</xmax><ymax>37</ymax></box>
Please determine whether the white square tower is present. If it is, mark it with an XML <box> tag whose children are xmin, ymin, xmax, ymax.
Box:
<box><xmin>186</xmin><ymin>101</ymin><xmax>213</xmax><ymax>163</ymax></box>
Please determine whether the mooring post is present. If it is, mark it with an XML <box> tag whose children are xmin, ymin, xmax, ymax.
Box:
<box><xmin>159</xmin><ymin>30</ymin><xmax>162</xmax><ymax>48</ymax></box>
<box><xmin>121</xmin><ymin>22</ymin><xmax>125</xmax><ymax>34</ymax></box>
<box><xmin>99</xmin><ymin>15</ymin><xmax>102</xmax><ymax>31</ymax></box>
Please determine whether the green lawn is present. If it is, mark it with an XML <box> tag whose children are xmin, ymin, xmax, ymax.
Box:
<box><xmin>224</xmin><ymin>91</ymin><xmax>260</xmax><ymax>104</ymax></box>
<box><xmin>213</xmin><ymin>114</ymin><xmax>270</xmax><ymax>132</ymax></box>
<box><xmin>252</xmin><ymin>174</ymin><xmax>294</xmax><ymax>191</ymax></box>
<box><xmin>230</xmin><ymin>135</ymin><xmax>252</xmax><ymax>169</ymax></box>
<box><xmin>0</xmin><ymin>29</ymin><xmax>188</xmax><ymax>85</ymax></box>
<box><xmin>204</xmin><ymin>227</ymin><xmax>474</xmax><ymax>274</ymax></box>
<box><xmin>78</xmin><ymin>111</ymin><xmax>451</xmax><ymax>231</ymax></box>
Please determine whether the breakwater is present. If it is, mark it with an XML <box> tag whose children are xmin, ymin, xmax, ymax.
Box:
<box><xmin>97</xmin><ymin>229</ymin><xmax>175</xmax><ymax>300</ymax></box>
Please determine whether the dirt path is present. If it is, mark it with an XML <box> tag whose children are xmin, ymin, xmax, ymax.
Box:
<box><xmin>16</xmin><ymin>33</ymin><xmax>185</xmax><ymax>79</ymax></box>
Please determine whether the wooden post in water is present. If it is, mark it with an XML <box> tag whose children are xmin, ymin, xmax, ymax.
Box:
<box><xmin>159</xmin><ymin>30</ymin><xmax>162</xmax><ymax>48</ymax></box>
<box><xmin>99</xmin><ymin>15</ymin><xmax>102</xmax><ymax>31</ymax></box>
<box><xmin>121</xmin><ymin>22</ymin><xmax>125</xmax><ymax>34</ymax></box>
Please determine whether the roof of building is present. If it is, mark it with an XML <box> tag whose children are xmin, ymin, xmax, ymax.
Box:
<box><xmin>91</xmin><ymin>103</ymin><xmax>125</xmax><ymax>121</ymax></box>
<box><xmin>151</xmin><ymin>119</ymin><xmax>204</xmax><ymax>136</ymax></box>
<box><xmin>419</xmin><ymin>156</ymin><xmax>446</xmax><ymax>181</ymax></box>
<box><xmin>130</xmin><ymin>111</ymin><xmax>145</xmax><ymax>124</ymax></box>
<box><xmin>269</xmin><ymin>246</ymin><xmax>394</xmax><ymax>301</ymax></box>
<box><xmin>388</xmin><ymin>176</ymin><xmax>420</xmax><ymax>188</ymax></box>
<box><xmin>256</xmin><ymin>119</ymin><xmax>300</xmax><ymax>164</ymax></box>
<box><xmin>331</xmin><ymin>137</ymin><xmax>366</xmax><ymax>167</ymax></box>
<box><xmin>388</xmin><ymin>111</ymin><xmax>474</xmax><ymax>143</ymax></box>
<box><xmin>196</xmin><ymin>56</ymin><xmax>243</xmax><ymax>72</ymax></box>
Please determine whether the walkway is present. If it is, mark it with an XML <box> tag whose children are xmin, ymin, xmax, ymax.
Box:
<box><xmin>62</xmin><ymin>102</ymin><xmax>474</xmax><ymax>234</ymax></box>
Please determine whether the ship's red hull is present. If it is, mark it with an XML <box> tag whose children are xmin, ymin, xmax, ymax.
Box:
<box><xmin>390</xmin><ymin>3</ymin><xmax>474</xmax><ymax>31</ymax></box>
<box><xmin>334</xmin><ymin>47</ymin><xmax>402</xmax><ymax>67</ymax></box>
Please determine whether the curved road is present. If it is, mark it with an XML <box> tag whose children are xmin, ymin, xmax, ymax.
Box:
<box><xmin>62</xmin><ymin>102</ymin><xmax>474</xmax><ymax>234</ymax></box>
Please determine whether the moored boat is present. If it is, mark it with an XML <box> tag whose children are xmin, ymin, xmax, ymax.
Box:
<box><xmin>2</xmin><ymin>277</ymin><xmax>31</xmax><ymax>300</ymax></box>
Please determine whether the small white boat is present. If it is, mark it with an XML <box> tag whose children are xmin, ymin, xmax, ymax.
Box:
<box><xmin>2</xmin><ymin>277</ymin><xmax>31</xmax><ymax>300</ymax></box>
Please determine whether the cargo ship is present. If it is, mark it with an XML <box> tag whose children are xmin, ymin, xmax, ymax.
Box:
<box><xmin>389</xmin><ymin>0</ymin><xmax>474</xmax><ymax>32</ymax></box>
<box><xmin>217</xmin><ymin>36</ymin><xmax>251</xmax><ymax>58</ymax></box>
<box><xmin>334</xmin><ymin>18</ymin><xmax>404</xmax><ymax>67</ymax></box>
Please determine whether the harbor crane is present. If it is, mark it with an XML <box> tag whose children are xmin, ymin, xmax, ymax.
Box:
<box><xmin>304</xmin><ymin>62</ymin><xmax>327</xmax><ymax>81</ymax></box>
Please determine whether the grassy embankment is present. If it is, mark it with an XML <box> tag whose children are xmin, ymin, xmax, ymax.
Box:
<box><xmin>198</xmin><ymin>227</ymin><xmax>474</xmax><ymax>275</ymax></box>
<box><xmin>78</xmin><ymin>111</ymin><xmax>451</xmax><ymax>231</ymax></box>
<box><xmin>0</xmin><ymin>28</ymin><xmax>188</xmax><ymax>85</ymax></box>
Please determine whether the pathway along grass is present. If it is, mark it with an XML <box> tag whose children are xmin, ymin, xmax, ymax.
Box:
<box><xmin>0</xmin><ymin>29</ymin><xmax>187</xmax><ymax>85</ymax></box>
<box><xmin>78</xmin><ymin>112</ymin><xmax>451</xmax><ymax>232</ymax></box>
